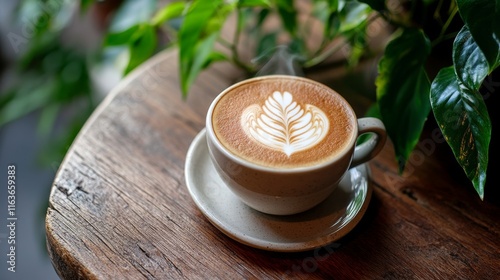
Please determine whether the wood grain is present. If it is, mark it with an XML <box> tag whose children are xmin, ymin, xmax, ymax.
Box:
<box><xmin>45</xmin><ymin>48</ymin><xmax>500</xmax><ymax>279</ymax></box>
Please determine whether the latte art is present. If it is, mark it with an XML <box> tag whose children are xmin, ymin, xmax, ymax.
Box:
<box><xmin>211</xmin><ymin>76</ymin><xmax>355</xmax><ymax>168</ymax></box>
<box><xmin>241</xmin><ymin>91</ymin><xmax>329</xmax><ymax>156</ymax></box>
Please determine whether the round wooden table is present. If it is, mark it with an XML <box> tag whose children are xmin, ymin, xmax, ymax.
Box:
<box><xmin>46</xmin><ymin>49</ymin><xmax>500</xmax><ymax>279</ymax></box>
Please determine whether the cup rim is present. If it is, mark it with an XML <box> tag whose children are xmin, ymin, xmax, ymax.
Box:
<box><xmin>206</xmin><ymin>75</ymin><xmax>358</xmax><ymax>173</ymax></box>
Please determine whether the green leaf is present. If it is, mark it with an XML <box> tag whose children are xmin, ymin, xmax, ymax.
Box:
<box><xmin>429</xmin><ymin>25</ymin><xmax>492</xmax><ymax>199</ymax></box>
<box><xmin>151</xmin><ymin>1</ymin><xmax>187</xmax><ymax>26</ymax></box>
<box><xmin>80</xmin><ymin>0</ymin><xmax>95</xmax><ymax>11</ymax></box>
<box><xmin>453</xmin><ymin>26</ymin><xmax>489</xmax><ymax>89</ymax></box>
<box><xmin>274</xmin><ymin>0</ymin><xmax>298</xmax><ymax>36</ymax></box>
<box><xmin>105</xmin><ymin>25</ymin><xmax>140</xmax><ymax>46</ymax></box>
<box><xmin>430</xmin><ymin>67</ymin><xmax>491</xmax><ymax>199</ymax></box>
<box><xmin>182</xmin><ymin>33</ymin><xmax>220</xmax><ymax>97</ymax></box>
<box><xmin>339</xmin><ymin>1</ymin><xmax>371</xmax><ymax>33</ymax></box>
<box><xmin>38</xmin><ymin>103</ymin><xmax>60</xmax><ymax>137</ymax></box>
<box><xmin>327</xmin><ymin>0</ymin><xmax>340</xmax><ymax>12</ymax></box>
<box><xmin>345</xmin><ymin>21</ymin><xmax>368</xmax><ymax>68</ymax></box>
<box><xmin>178</xmin><ymin>0</ymin><xmax>224</xmax><ymax>95</ymax></box>
<box><xmin>358</xmin><ymin>0</ymin><xmax>385</xmax><ymax>11</ymax></box>
<box><xmin>325</xmin><ymin>12</ymin><xmax>341</xmax><ymax>40</ymax></box>
<box><xmin>376</xmin><ymin>28</ymin><xmax>432</xmax><ymax>170</ymax></box>
<box><xmin>206</xmin><ymin>3</ymin><xmax>237</xmax><ymax>34</ymax></box>
<box><xmin>456</xmin><ymin>0</ymin><xmax>500</xmax><ymax>70</ymax></box>
<box><xmin>38</xmin><ymin>109</ymin><xmax>92</xmax><ymax>167</ymax></box>
<box><xmin>256</xmin><ymin>32</ymin><xmax>278</xmax><ymax>59</ymax></box>
<box><xmin>288</xmin><ymin>37</ymin><xmax>306</xmax><ymax>57</ymax></box>
<box><xmin>365</xmin><ymin>103</ymin><xmax>382</xmax><ymax>119</ymax></box>
<box><xmin>124</xmin><ymin>24</ymin><xmax>157</xmax><ymax>74</ymax></box>
<box><xmin>0</xmin><ymin>90</ymin><xmax>15</xmax><ymax>111</ymax></box>
<box><xmin>313</xmin><ymin>0</ymin><xmax>340</xmax><ymax>40</ymax></box>
<box><xmin>357</xmin><ymin>103</ymin><xmax>382</xmax><ymax>144</ymax></box>
<box><xmin>254</xmin><ymin>8</ymin><xmax>271</xmax><ymax>32</ymax></box>
<box><xmin>312</xmin><ymin>1</ymin><xmax>332</xmax><ymax>23</ymax></box>
<box><xmin>16</xmin><ymin>0</ymin><xmax>71</xmax><ymax>36</ymax></box>
<box><xmin>201</xmin><ymin>51</ymin><xmax>228</xmax><ymax>70</ymax></box>
<box><xmin>18</xmin><ymin>32</ymin><xmax>59</xmax><ymax>70</ymax></box>
<box><xmin>0</xmin><ymin>78</ymin><xmax>57</xmax><ymax>126</ymax></box>
<box><xmin>109</xmin><ymin>0</ymin><xmax>157</xmax><ymax>33</ymax></box>
<box><xmin>238</xmin><ymin>0</ymin><xmax>271</xmax><ymax>7</ymax></box>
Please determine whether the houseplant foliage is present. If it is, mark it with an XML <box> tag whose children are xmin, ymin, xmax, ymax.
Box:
<box><xmin>2</xmin><ymin>0</ymin><xmax>498</xmax><ymax>200</ymax></box>
<box><xmin>126</xmin><ymin>0</ymin><xmax>496</xmax><ymax>199</ymax></box>
<box><xmin>1</xmin><ymin>1</ymin><xmax>95</xmax><ymax>165</ymax></box>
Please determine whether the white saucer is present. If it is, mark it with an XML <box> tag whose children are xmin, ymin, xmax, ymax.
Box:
<box><xmin>185</xmin><ymin>129</ymin><xmax>373</xmax><ymax>252</ymax></box>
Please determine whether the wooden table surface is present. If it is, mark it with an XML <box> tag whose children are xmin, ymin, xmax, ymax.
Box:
<box><xmin>45</xmin><ymin>48</ymin><xmax>500</xmax><ymax>279</ymax></box>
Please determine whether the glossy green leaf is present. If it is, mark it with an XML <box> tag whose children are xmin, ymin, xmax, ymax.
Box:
<box><xmin>453</xmin><ymin>26</ymin><xmax>489</xmax><ymax>89</ymax></box>
<box><xmin>124</xmin><ymin>24</ymin><xmax>157</xmax><ymax>74</ymax></box>
<box><xmin>457</xmin><ymin>0</ymin><xmax>500</xmax><ymax>70</ymax></box>
<box><xmin>339</xmin><ymin>1</ymin><xmax>371</xmax><ymax>33</ymax></box>
<box><xmin>109</xmin><ymin>0</ymin><xmax>157</xmax><ymax>33</ymax></box>
<box><xmin>151</xmin><ymin>1</ymin><xmax>186</xmax><ymax>26</ymax></box>
<box><xmin>429</xmin><ymin>25</ymin><xmax>491</xmax><ymax>199</ymax></box>
<box><xmin>430</xmin><ymin>67</ymin><xmax>491</xmax><ymax>199</ymax></box>
<box><xmin>376</xmin><ymin>28</ymin><xmax>431</xmax><ymax>170</ymax></box>
<box><xmin>178</xmin><ymin>0</ymin><xmax>224</xmax><ymax>95</ymax></box>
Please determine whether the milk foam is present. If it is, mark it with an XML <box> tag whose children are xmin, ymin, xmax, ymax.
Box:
<box><xmin>241</xmin><ymin>91</ymin><xmax>329</xmax><ymax>156</ymax></box>
<box><xmin>212</xmin><ymin>77</ymin><xmax>355</xmax><ymax>168</ymax></box>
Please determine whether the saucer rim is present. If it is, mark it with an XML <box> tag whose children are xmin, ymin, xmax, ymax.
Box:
<box><xmin>185</xmin><ymin>128</ymin><xmax>372</xmax><ymax>252</ymax></box>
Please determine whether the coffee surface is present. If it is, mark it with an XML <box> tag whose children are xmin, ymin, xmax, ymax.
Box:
<box><xmin>212</xmin><ymin>76</ymin><xmax>355</xmax><ymax>168</ymax></box>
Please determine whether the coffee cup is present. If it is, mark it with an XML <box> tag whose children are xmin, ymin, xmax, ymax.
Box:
<box><xmin>206</xmin><ymin>75</ymin><xmax>386</xmax><ymax>215</ymax></box>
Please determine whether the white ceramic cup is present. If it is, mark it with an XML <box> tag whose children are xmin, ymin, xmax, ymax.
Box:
<box><xmin>206</xmin><ymin>75</ymin><xmax>386</xmax><ymax>215</ymax></box>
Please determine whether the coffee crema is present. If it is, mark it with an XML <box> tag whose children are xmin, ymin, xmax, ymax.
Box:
<box><xmin>212</xmin><ymin>76</ymin><xmax>356</xmax><ymax>168</ymax></box>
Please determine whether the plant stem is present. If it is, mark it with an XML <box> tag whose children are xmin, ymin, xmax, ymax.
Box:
<box><xmin>301</xmin><ymin>12</ymin><xmax>315</xmax><ymax>58</ymax></box>
<box><xmin>304</xmin><ymin>13</ymin><xmax>381</xmax><ymax>68</ymax></box>
<box><xmin>433</xmin><ymin>0</ymin><xmax>445</xmax><ymax>25</ymax></box>
<box><xmin>431</xmin><ymin>5</ymin><xmax>459</xmax><ymax>48</ymax></box>
<box><xmin>303</xmin><ymin>40</ymin><xmax>347</xmax><ymax>68</ymax></box>
<box><xmin>431</xmin><ymin>31</ymin><xmax>459</xmax><ymax>48</ymax></box>
<box><xmin>233</xmin><ymin>9</ymin><xmax>243</xmax><ymax>60</ymax></box>
<box><xmin>217</xmin><ymin>36</ymin><xmax>255</xmax><ymax>73</ymax></box>
<box><xmin>438</xmin><ymin>5</ymin><xmax>458</xmax><ymax>39</ymax></box>
<box><xmin>216</xmin><ymin>10</ymin><xmax>256</xmax><ymax>74</ymax></box>
<box><xmin>218</xmin><ymin>37</ymin><xmax>233</xmax><ymax>49</ymax></box>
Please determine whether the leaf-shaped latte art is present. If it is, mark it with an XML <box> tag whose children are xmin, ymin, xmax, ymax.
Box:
<box><xmin>241</xmin><ymin>91</ymin><xmax>329</xmax><ymax>156</ymax></box>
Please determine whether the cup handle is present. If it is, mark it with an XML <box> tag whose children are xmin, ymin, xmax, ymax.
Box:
<box><xmin>350</xmin><ymin>117</ymin><xmax>387</xmax><ymax>168</ymax></box>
